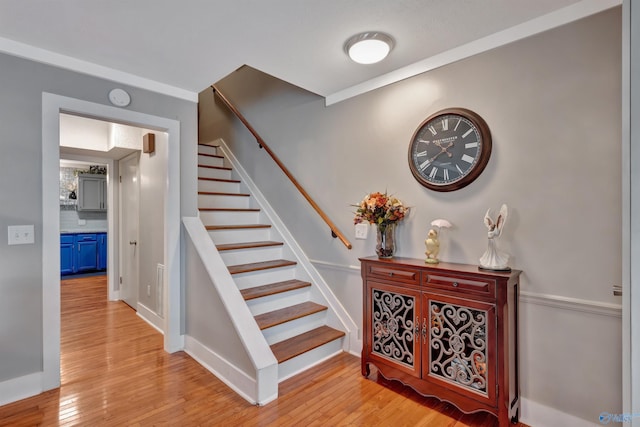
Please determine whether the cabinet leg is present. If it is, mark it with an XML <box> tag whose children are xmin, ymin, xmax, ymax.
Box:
<box><xmin>361</xmin><ymin>361</ymin><xmax>370</xmax><ymax>378</ymax></box>
<box><xmin>510</xmin><ymin>408</ymin><xmax>519</xmax><ymax>424</ymax></box>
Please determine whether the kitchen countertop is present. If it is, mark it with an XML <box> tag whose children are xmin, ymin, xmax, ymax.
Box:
<box><xmin>61</xmin><ymin>230</ymin><xmax>108</xmax><ymax>234</ymax></box>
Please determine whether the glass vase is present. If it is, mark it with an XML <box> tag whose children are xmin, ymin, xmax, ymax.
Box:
<box><xmin>376</xmin><ymin>223</ymin><xmax>396</xmax><ymax>258</ymax></box>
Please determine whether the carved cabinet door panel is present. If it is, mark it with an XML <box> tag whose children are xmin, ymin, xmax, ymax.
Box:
<box><xmin>365</xmin><ymin>281</ymin><xmax>421</xmax><ymax>378</ymax></box>
<box><xmin>423</xmin><ymin>292</ymin><xmax>497</xmax><ymax>406</ymax></box>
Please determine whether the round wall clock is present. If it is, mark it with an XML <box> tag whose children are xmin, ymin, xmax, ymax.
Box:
<box><xmin>408</xmin><ymin>108</ymin><xmax>492</xmax><ymax>192</ymax></box>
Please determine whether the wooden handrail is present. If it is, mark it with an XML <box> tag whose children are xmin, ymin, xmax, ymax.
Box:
<box><xmin>211</xmin><ymin>85</ymin><xmax>353</xmax><ymax>250</ymax></box>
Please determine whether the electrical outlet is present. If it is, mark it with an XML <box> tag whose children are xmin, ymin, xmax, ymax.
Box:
<box><xmin>8</xmin><ymin>225</ymin><xmax>35</xmax><ymax>245</ymax></box>
<box><xmin>355</xmin><ymin>223</ymin><xmax>369</xmax><ymax>240</ymax></box>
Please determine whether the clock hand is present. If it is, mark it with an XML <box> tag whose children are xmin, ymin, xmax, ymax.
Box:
<box><xmin>430</xmin><ymin>141</ymin><xmax>454</xmax><ymax>162</ymax></box>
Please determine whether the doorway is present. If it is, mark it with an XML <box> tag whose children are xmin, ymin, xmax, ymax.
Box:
<box><xmin>59</xmin><ymin>158</ymin><xmax>110</xmax><ymax>280</ymax></box>
<box><xmin>42</xmin><ymin>93</ymin><xmax>183</xmax><ymax>392</ymax></box>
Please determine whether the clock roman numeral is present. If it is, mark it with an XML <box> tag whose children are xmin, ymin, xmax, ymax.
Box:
<box><xmin>442</xmin><ymin>119</ymin><xmax>449</xmax><ymax>131</ymax></box>
<box><xmin>454</xmin><ymin>119</ymin><xmax>461</xmax><ymax>131</ymax></box>
<box><xmin>429</xmin><ymin>167</ymin><xmax>438</xmax><ymax>179</ymax></box>
<box><xmin>428</xmin><ymin>126</ymin><xmax>437</xmax><ymax>136</ymax></box>
<box><xmin>465</xmin><ymin>142</ymin><xmax>478</xmax><ymax>149</ymax></box>
<box><xmin>443</xmin><ymin>168</ymin><xmax>449</xmax><ymax>181</ymax></box>
<box><xmin>462</xmin><ymin>128</ymin><xmax>474</xmax><ymax>138</ymax></box>
<box><xmin>419</xmin><ymin>160</ymin><xmax>431</xmax><ymax>171</ymax></box>
<box><xmin>456</xmin><ymin>164</ymin><xmax>464</xmax><ymax>175</ymax></box>
<box><xmin>461</xmin><ymin>154</ymin><xmax>474</xmax><ymax>164</ymax></box>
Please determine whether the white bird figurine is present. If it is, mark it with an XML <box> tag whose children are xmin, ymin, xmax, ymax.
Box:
<box><xmin>479</xmin><ymin>204</ymin><xmax>510</xmax><ymax>271</ymax></box>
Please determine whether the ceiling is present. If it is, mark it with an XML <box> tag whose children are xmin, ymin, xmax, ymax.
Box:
<box><xmin>0</xmin><ymin>0</ymin><xmax>620</xmax><ymax>104</ymax></box>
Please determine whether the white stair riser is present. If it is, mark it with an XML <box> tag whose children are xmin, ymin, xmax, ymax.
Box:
<box><xmin>261</xmin><ymin>311</ymin><xmax>327</xmax><ymax>345</ymax></box>
<box><xmin>198</xmin><ymin>167</ymin><xmax>232</xmax><ymax>180</ymax></box>
<box><xmin>198</xmin><ymin>194</ymin><xmax>251</xmax><ymax>209</ymax></box>
<box><xmin>220</xmin><ymin>246</ymin><xmax>283</xmax><ymax>266</ymax></box>
<box><xmin>208</xmin><ymin>227</ymin><xmax>272</xmax><ymax>244</ymax></box>
<box><xmin>199</xmin><ymin>210</ymin><xmax>260</xmax><ymax>225</ymax></box>
<box><xmin>198</xmin><ymin>145</ymin><xmax>219</xmax><ymax>156</ymax></box>
<box><xmin>233</xmin><ymin>268</ymin><xmax>297</xmax><ymax>290</ymax></box>
<box><xmin>198</xmin><ymin>154</ymin><xmax>225</xmax><ymax>168</ymax></box>
<box><xmin>198</xmin><ymin>179</ymin><xmax>241</xmax><ymax>193</ymax></box>
<box><xmin>277</xmin><ymin>338</ymin><xmax>344</xmax><ymax>382</ymax></box>
<box><xmin>246</xmin><ymin>288</ymin><xmax>311</xmax><ymax>316</ymax></box>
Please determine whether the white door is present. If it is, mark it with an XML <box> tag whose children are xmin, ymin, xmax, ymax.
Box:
<box><xmin>120</xmin><ymin>154</ymin><xmax>140</xmax><ymax>310</ymax></box>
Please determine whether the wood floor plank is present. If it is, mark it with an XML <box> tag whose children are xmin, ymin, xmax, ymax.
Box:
<box><xmin>0</xmin><ymin>275</ymin><xmax>530</xmax><ymax>427</ymax></box>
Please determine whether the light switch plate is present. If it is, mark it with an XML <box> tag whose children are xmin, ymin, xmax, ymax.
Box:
<box><xmin>8</xmin><ymin>225</ymin><xmax>35</xmax><ymax>245</ymax></box>
<box><xmin>355</xmin><ymin>223</ymin><xmax>369</xmax><ymax>240</ymax></box>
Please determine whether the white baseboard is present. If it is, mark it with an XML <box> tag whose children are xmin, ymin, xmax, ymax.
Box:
<box><xmin>136</xmin><ymin>303</ymin><xmax>164</xmax><ymax>334</ymax></box>
<box><xmin>521</xmin><ymin>397</ymin><xmax>602</xmax><ymax>427</ymax></box>
<box><xmin>184</xmin><ymin>335</ymin><xmax>278</xmax><ymax>406</ymax></box>
<box><xmin>0</xmin><ymin>372</ymin><xmax>44</xmax><ymax>406</ymax></box>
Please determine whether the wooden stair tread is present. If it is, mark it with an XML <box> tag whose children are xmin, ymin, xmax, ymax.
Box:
<box><xmin>240</xmin><ymin>279</ymin><xmax>311</xmax><ymax>300</ymax></box>
<box><xmin>198</xmin><ymin>153</ymin><xmax>224</xmax><ymax>159</ymax></box>
<box><xmin>228</xmin><ymin>259</ymin><xmax>296</xmax><ymax>275</ymax></box>
<box><xmin>271</xmin><ymin>326</ymin><xmax>345</xmax><ymax>363</ymax></box>
<box><xmin>255</xmin><ymin>301</ymin><xmax>327</xmax><ymax>330</ymax></box>
<box><xmin>199</xmin><ymin>207</ymin><xmax>260</xmax><ymax>211</ymax></box>
<box><xmin>198</xmin><ymin>164</ymin><xmax>232</xmax><ymax>170</ymax></box>
<box><xmin>217</xmin><ymin>240</ymin><xmax>283</xmax><ymax>251</ymax></box>
<box><xmin>198</xmin><ymin>143</ymin><xmax>220</xmax><ymax>147</ymax></box>
<box><xmin>206</xmin><ymin>224</ymin><xmax>271</xmax><ymax>231</ymax></box>
<box><xmin>198</xmin><ymin>177</ymin><xmax>241</xmax><ymax>183</ymax></box>
<box><xmin>199</xmin><ymin>207</ymin><xmax>260</xmax><ymax>212</ymax></box>
<box><xmin>198</xmin><ymin>191</ymin><xmax>250</xmax><ymax>197</ymax></box>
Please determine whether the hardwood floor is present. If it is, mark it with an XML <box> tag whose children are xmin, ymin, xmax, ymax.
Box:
<box><xmin>0</xmin><ymin>275</ymin><xmax>529</xmax><ymax>426</ymax></box>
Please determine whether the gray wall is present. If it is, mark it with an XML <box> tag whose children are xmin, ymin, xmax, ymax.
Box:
<box><xmin>201</xmin><ymin>8</ymin><xmax>622</xmax><ymax>424</ymax></box>
<box><xmin>0</xmin><ymin>52</ymin><xmax>197</xmax><ymax>382</ymax></box>
<box><xmin>138</xmin><ymin>132</ymin><xmax>167</xmax><ymax>313</ymax></box>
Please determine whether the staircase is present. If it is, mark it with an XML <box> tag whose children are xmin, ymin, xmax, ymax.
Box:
<box><xmin>196</xmin><ymin>142</ymin><xmax>346</xmax><ymax>380</ymax></box>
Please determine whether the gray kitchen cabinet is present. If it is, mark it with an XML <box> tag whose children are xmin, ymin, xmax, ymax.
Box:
<box><xmin>78</xmin><ymin>174</ymin><xmax>107</xmax><ymax>211</ymax></box>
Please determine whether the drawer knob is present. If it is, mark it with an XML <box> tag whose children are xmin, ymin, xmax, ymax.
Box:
<box><xmin>389</xmin><ymin>272</ymin><xmax>394</xmax><ymax>277</ymax></box>
<box><xmin>452</xmin><ymin>282</ymin><xmax>459</xmax><ymax>287</ymax></box>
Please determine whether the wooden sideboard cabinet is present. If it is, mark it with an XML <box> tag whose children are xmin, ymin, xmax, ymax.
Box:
<box><xmin>360</xmin><ymin>256</ymin><xmax>520</xmax><ymax>426</ymax></box>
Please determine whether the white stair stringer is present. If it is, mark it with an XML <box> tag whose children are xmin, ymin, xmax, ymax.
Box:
<box><xmin>182</xmin><ymin>216</ymin><xmax>278</xmax><ymax>405</ymax></box>
<box><xmin>198</xmin><ymin>139</ymin><xmax>359</xmax><ymax>383</ymax></box>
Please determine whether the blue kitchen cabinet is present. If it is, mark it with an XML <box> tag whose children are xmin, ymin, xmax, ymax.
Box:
<box><xmin>60</xmin><ymin>234</ymin><xmax>75</xmax><ymax>275</ymax></box>
<box><xmin>97</xmin><ymin>233</ymin><xmax>107</xmax><ymax>270</ymax></box>
<box><xmin>76</xmin><ymin>234</ymin><xmax>98</xmax><ymax>272</ymax></box>
<box><xmin>60</xmin><ymin>232</ymin><xmax>107</xmax><ymax>275</ymax></box>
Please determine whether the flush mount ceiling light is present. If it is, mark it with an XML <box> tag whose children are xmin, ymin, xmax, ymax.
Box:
<box><xmin>344</xmin><ymin>32</ymin><xmax>394</xmax><ymax>64</ymax></box>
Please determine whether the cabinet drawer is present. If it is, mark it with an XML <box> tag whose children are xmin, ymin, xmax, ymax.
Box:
<box><xmin>75</xmin><ymin>233</ymin><xmax>97</xmax><ymax>241</ymax></box>
<box><xmin>61</xmin><ymin>235</ymin><xmax>75</xmax><ymax>244</ymax></box>
<box><xmin>424</xmin><ymin>273</ymin><xmax>495</xmax><ymax>296</ymax></box>
<box><xmin>367</xmin><ymin>264</ymin><xmax>419</xmax><ymax>285</ymax></box>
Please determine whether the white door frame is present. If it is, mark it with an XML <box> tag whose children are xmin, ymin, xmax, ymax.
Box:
<box><xmin>623</xmin><ymin>0</ymin><xmax>638</xmax><ymax>423</ymax></box>
<box><xmin>42</xmin><ymin>93</ymin><xmax>183</xmax><ymax>391</ymax></box>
